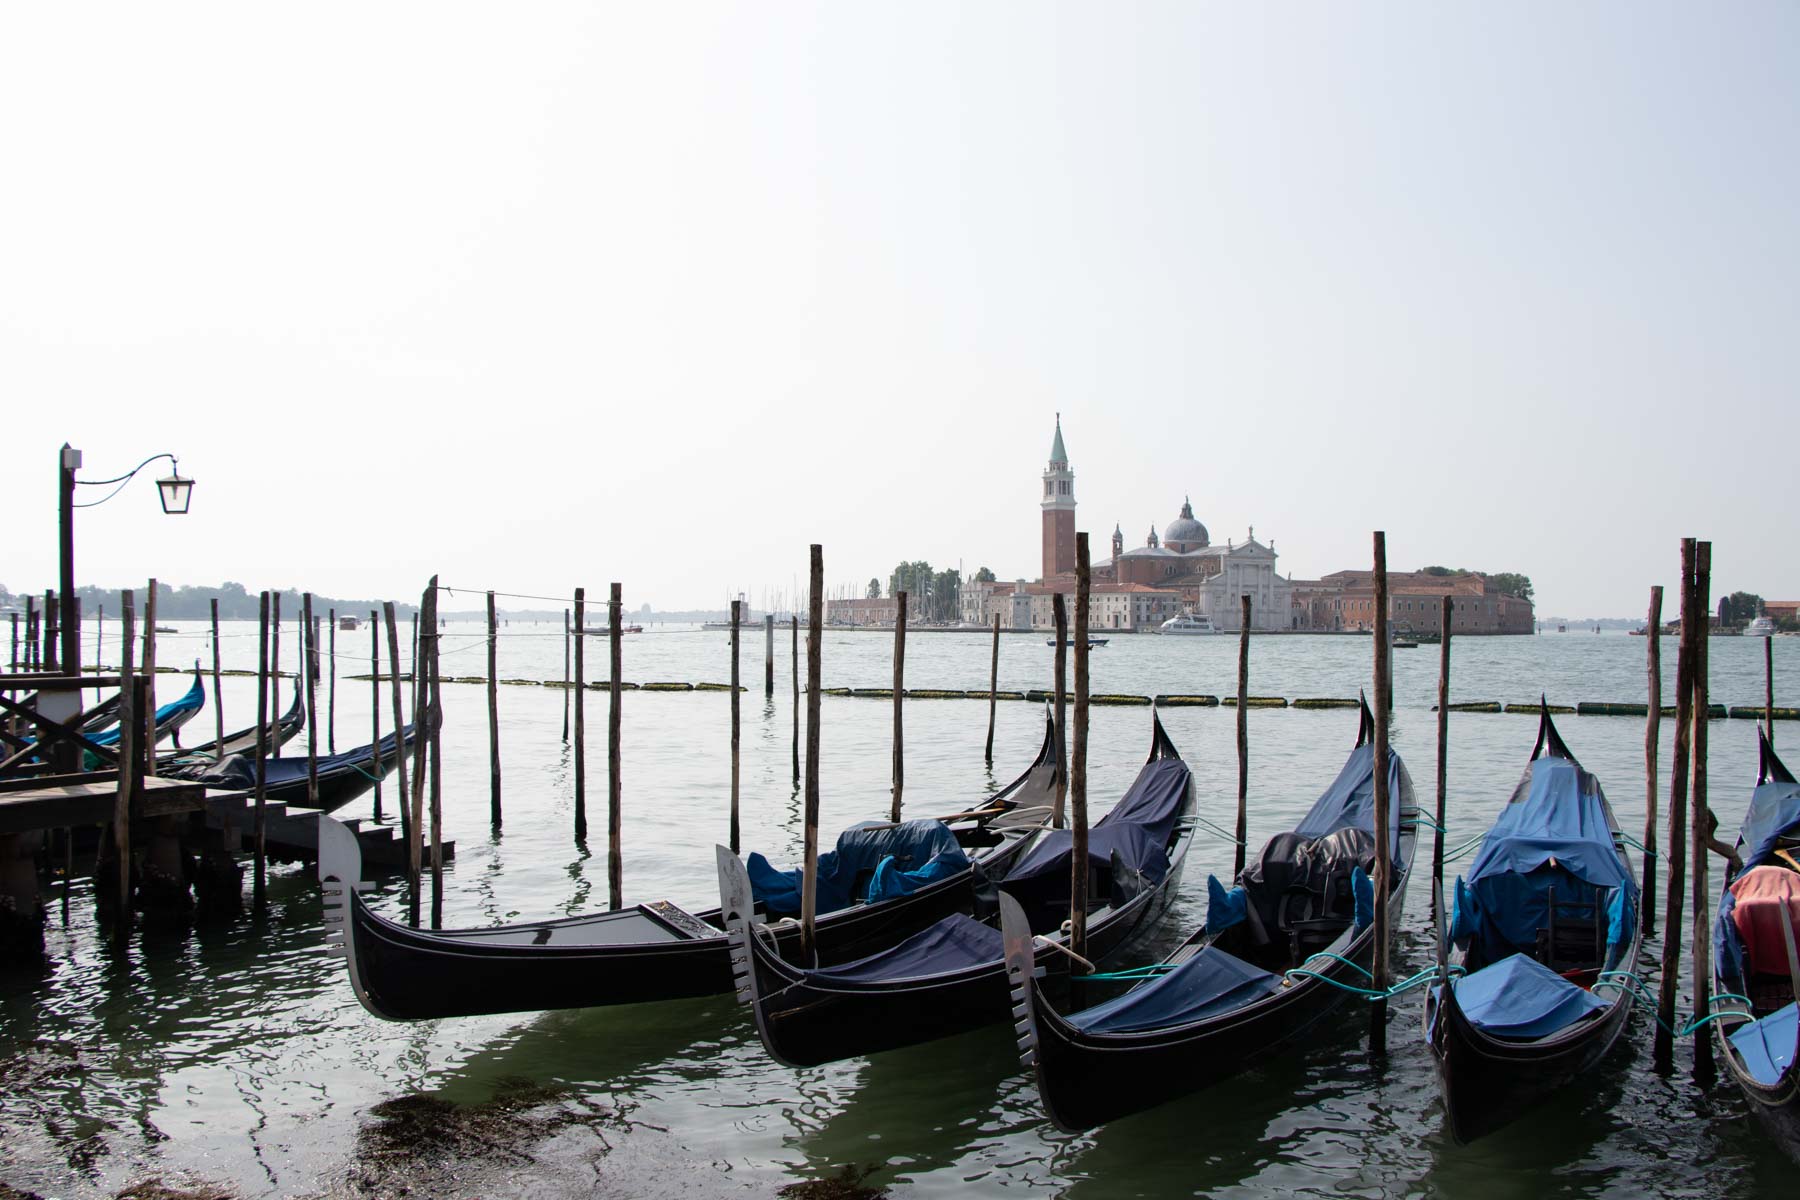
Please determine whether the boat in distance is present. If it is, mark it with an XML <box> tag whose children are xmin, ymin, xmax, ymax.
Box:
<box><xmin>1003</xmin><ymin>699</ymin><xmax>1418</xmax><ymax>1131</ymax></box>
<box><xmin>1709</xmin><ymin>732</ymin><xmax>1800</xmax><ymax>1162</ymax></box>
<box><xmin>1157</xmin><ymin>614</ymin><xmax>1219</xmax><ymax>635</ymax></box>
<box><xmin>1046</xmin><ymin>637</ymin><xmax>1109</xmax><ymax>647</ymax></box>
<box><xmin>317</xmin><ymin>711</ymin><xmax>1060</xmax><ymax>1021</ymax></box>
<box><xmin>1747</xmin><ymin>615</ymin><xmax>1778</xmax><ymax>638</ymax></box>
<box><xmin>718</xmin><ymin>709</ymin><xmax>1195</xmax><ymax>1069</ymax></box>
<box><xmin>1424</xmin><ymin>708</ymin><xmax>1642</xmax><ymax>1144</ymax></box>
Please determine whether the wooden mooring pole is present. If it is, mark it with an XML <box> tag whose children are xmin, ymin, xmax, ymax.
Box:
<box><xmin>1236</xmin><ymin>593</ymin><xmax>1251</xmax><ymax>879</ymax></box>
<box><xmin>1768</xmin><ymin>633</ymin><xmax>1777</xmax><ymax>748</ymax></box>
<box><xmin>44</xmin><ymin>591</ymin><xmax>58</xmax><ymax>673</ymax></box>
<box><xmin>730</xmin><ymin>599</ymin><xmax>741</xmax><ymax>855</ymax></box>
<box><xmin>574</xmin><ymin>588</ymin><xmax>587</xmax><ymax>842</ymax></box>
<box><xmin>608</xmin><ymin>581</ymin><xmax>623</xmax><ymax>911</ymax></box>
<box><xmin>1432</xmin><ymin>594</ymin><xmax>1452</xmax><ymax>902</ymax></box>
<box><xmin>253</xmin><ymin>591</ymin><xmax>269</xmax><ymax>912</ymax></box>
<box><xmin>115</xmin><ymin>590</ymin><xmax>138</xmax><ymax>934</ymax></box>
<box><xmin>381</xmin><ymin>603</ymin><xmax>411</xmax><ymax>890</ymax></box>
<box><xmin>801</xmin><ymin>545</ymin><xmax>823</xmax><ymax>965</ymax></box>
<box><xmin>1642</xmin><ymin>586</ymin><xmax>1663</xmax><ymax>934</ymax></box>
<box><xmin>562</xmin><ymin>608</ymin><xmax>571</xmax><ymax>744</ymax></box>
<box><xmin>791</xmin><ymin>616</ymin><xmax>800</xmax><ymax>786</ymax></box>
<box><xmin>142</xmin><ymin>581</ymin><xmax>157</xmax><ymax>773</ymax></box>
<box><xmin>327</xmin><ymin>608</ymin><xmax>337</xmax><ymax>753</ymax></box>
<box><xmin>487</xmin><ymin>590</ymin><xmax>502</xmax><ymax>829</ymax></box>
<box><xmin>303</xmin><ymin>594</ymin><xmax>319</xmax><ymax>811</ymax></box>
<box><xmin>1655</xmin><ymin>538</ymin><xmax>1698</xmax><ymax>1071</ymax></box>
<box><xmin>1370</xmin><ymin>531</ymin><xmax>1392</xmax><ymax>1056</ymax></box>
<box><xmin>764</xmin><ymin>613</ymin><xmax>774</xmax><ymax>699</ymax></box>
<box><xmin>986</xmin><ymin>613</ymin><xmax>1000</xmax><ymax>767</ymax></box>
<box><xmin>1070</xmin><ymin>534</ymin><xmax>1092</xmax><ymax>965</ymax></box>
<box><xmin>270</xmin><ymin>592</ymin><xmax>281</xmax><ymax>759</ymax></box>
<box><xmin>24</xmin><ymin>596</ymin><xmax>35</xmax><ymax>669</ymax></box>
<box><xmin>424</xmin><ymin>578</ymin><xmax>443</xmax><ymax>928</ymax></box>
<box><xmin>209</xmin><ymin>599</ymin><xmax>225</xmax><ymax>762</ymax></box>
<box><xmin>1052</xmin><ymin>595</ymin><xmax>1067</xmax><ymax>829</ymax></box>
<box><xmin>891</xmin><ymin>591</ymin><xmax>906</xmax><ymax>823</ymax></box>
<box><xmin>1690</xmin><ymin>541</ymin><xmax>1714</xmax><ymax>1079</ymax></box>
<box><xmin>407</xmin><ymin>588</ymin><xmax>431</xmax><ymax>928</ymax></box>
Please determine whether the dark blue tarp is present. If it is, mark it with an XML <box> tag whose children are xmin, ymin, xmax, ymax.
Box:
<box><xmin>1451</xmin><ymin>952</ymin><xmax>1608</xmax><ymax>1039</ymax></box>
<box><xmin>805</xmin><ymin>912</ymin><xmax>1001</xmax><ymax>984</ymax></box>
<box><xmin>1293</xmin><ymin>742</ymin><xmax>1408</xmax><ymax>856</ymax></box>
<box><xmin>1738</xmin><ymin>778</ymin><xmax>1800</xmax><ymax>870</ymax></box>
<box><xmin>1449</xmin><ymin>758</ymin><xmax>1635</xmax><ymax>960</ymax></box>
<box><xmin>1003</xmin><ymin>757</ymin><xmax>1189</xmax><ymax>892</ymax></box>
<box><xmin>87</xmin><ymin>677</ymin><xmax>204</xmax><ymax>748</ymax></box>
<box><xmin>187</xmin><ymin>726</ymin><xmax>413</xmax><ymax>790</ymax></box>
<box><xmin>747</xmin><ymin>819</ymin><xmax>969</xmax><ymax>917</ymax></box>
<box><xmin>1067</xmin><ymin>946</ymin><xmax>1281</xmax><ymax>1034</ymax></box>
<box><xmin>1729</xmin><ymin>1001</ymin><xmax>1798</xmax><ymax>1086</ymax></box>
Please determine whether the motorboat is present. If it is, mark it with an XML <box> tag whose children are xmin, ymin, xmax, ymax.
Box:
<box><xmin>1158</xmin><ymin>614</ymin><xmax>1219</xmax><ymax>635</ymax></box>
<box><xmin>1747</xmin><ymin>616</ymin><xmax>1778</xmax><ymax>638</ymax></box>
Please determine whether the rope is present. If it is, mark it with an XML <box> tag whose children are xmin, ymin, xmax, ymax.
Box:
<box><xmin>1188</xmin><ymin>815</ymin><xmax>1247</xmax><ymax>847</ymax></box>
<box><xmin>1281</xmin><ymin>961</ymin><xmax>1459</xmax><ymax>999</ymax></box>
<box><xmin>1415</xmin><ymin>813</ymin><xmax>1447</xmax><ymax>834</ymax></box>
<box><xmin>1084</xmin><ymin>964</ymin><xmax>1177</xmax><ymax>982</ymax></box>
<box><xmin>1442</xmin><ymin>833</ymin><xmax>1488</xmax><ymax>863</ymax></box>
<box><xmin>1615</xmin><ymin>833</ymin><xmax>1659</xmax><ymax>859</ymax></box>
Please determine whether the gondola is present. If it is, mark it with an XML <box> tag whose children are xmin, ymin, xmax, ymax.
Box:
<box><xmin>717</xmin><ymin>708</ymin><xmax>1195</xmax><ymax>1068</ymax></box>
<box><xmin>1000</xmin><ymin>699</ymin><xmax>1417</xmax><ymax>1131</ymax></box>
<box><xmin>317</xmin><ymin>710</ymin><xmax>1061</xmax><ymax>1021</ymax></box>
<box><xmin>159</xmin><ymin>679</ymin><xmax>306</xmax><ymax>768</ymax></box>
<box><xmin>171</xmin><ymin>722</ymin><xmax>416</xmax><ymax>813</ymax></box>
<box><xmin>1710</xmin><ymin>731</ymin><xmax>1800</xmax><ymax>1162</ymax></box>
<box><xmin>1424</xmin><ymin>708</ymin><xmax>1641</xmax><ymax>1143</ymax></box>
<box><xmin>83</xmin><ymin>667</ymin><xmax>206</xmax><ymax>753</ymax></box>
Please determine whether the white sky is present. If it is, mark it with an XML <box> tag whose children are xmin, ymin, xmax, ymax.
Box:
<box><xmin>3</xmin><ymin>4</ymin><xmax>1794</xmax><ymax>616</ymax></box>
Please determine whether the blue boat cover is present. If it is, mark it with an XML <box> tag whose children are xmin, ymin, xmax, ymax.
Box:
<box><xmin>804</xmin><ymin>912</ymin><xmax>1001</xmax><ymax>984</ymax></box>
<box><xmin>1728</xmin><ymin>1002</ymin><xmax>1798</xmax><ymax>1087</ymax></box>
<box><xmin>1067</xmin><ymin>946</ymin><xmax>1281</xmax><ymax>1034</ymax></box>
<box><xmin>1449</xmin><ymin>758</ymin><xmax>1635</xmax><ymax>960</ymax></box>
<box><xmin>193</xmin><ymin>726</ymin><xmax>414</xmax><ymax>790</ymax></box>
<box><xmin>1453</xmin><ymin>952</ymin><xmax>1608</xmax><ymax>1039</ymax></box>
<box><xmin>1293</xmin><ymin>742</ymin><xmax>1408</xmax><ymax>857</ymax></box>
<box><xmin>1003</xmin><ymin>757</ymin><xmax>1190</xmax><ymax>893</ymax></box>
<box><xmin>747</xmin><ymin>819</ymin><xmax>969</xmax><ymax>917</ymax></box>
<box><xmin>1207</xmin><ymin>876</ymin><xmax>1247</xmax><ymax>935</ymax></box>
<box><xmin>87</xmin><ymin>677</ymin><xmax>204</xmax><ymax>748</ymax></box>
<box><xmin>1738</xmin><ymin>777</ymin><xmax>1800</xmax><ymax>870</ymax></box>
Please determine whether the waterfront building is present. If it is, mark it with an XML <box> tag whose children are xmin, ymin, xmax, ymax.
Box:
<box><xmin>1289</xmin><ymin>570</ymin><xmax>1533</xmax><ymax>634</ymax></box>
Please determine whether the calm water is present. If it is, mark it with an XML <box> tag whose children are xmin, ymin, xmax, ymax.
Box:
<box><xmin>2</xmin><ymin>623</ymin><xmax>1794</xmax><ymax>1197</ymax></box>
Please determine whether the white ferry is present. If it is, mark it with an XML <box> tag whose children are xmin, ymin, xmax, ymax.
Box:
<box><xmin>1157</xmin><ymin>613</ymin><xmax>1220</xmax><ymax>635</ymax></box>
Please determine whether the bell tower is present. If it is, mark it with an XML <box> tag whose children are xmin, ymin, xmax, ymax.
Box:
<box><xmin>1041</xmin><ymin>414</ymin><xmax>1077</xmax><ymax>579</ymax></box>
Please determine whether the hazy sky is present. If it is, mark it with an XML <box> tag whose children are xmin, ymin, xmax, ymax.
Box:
<box><xmin>4</xmin><ymin>5</ymin><xmax>1794</xmax><ymax>616</ymax></box>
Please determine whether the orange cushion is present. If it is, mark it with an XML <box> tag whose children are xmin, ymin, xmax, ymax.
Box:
<box><xmin>1730</xmin><ymin>866</ymin><xmax>1800</xmax><ymax>976</ymax></box>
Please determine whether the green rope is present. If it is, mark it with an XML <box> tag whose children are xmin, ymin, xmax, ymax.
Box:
<box><xmin>1414</xmin><ymin>813</ymin><xmax>1447</xmax><ymax>834</ymax></box>
<box><xmin>1298</xmin><ymin>951</ymin><xmax>1373</xmax><ymax>981</ymax></box>
<box><xmin>1615</xmin><ymin>833</ymin><xmax>1658</xmax><ymax>859</ymax></box>
<box><xmin>1442</xmin><ymin>834</ymin><xmax>1487</xmax><ymax>863</ymax></box>
<box><xmin>1188</xmin><ymin>815</ymin><xmax>1246</xmax><ymax>847</ymax></box>
<box><xmin>1084</xmin><ymin>964</ymin><xmax>1177</xmax><ymax>982</ymax></box>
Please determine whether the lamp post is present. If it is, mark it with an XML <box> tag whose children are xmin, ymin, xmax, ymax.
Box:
<box><xmin>58</xmin><ymin>444</ymin><xmax>194</xmax><ymax>737</ymax></box>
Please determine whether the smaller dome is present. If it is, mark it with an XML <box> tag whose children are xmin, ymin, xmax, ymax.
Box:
<box><xmin>1163</xmin><ymin>497</ymin><xmax>1209</xmax><ymax>549</ymax></box>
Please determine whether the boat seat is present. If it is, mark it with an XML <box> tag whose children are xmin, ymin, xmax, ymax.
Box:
<box><xmin>1730</xmin><ymin>866</ymin><xmax>1800</xmax><ymax>981</ymax></box>
<box><xmin>1240</xmin><ymin>828</ymin><xmax>1372</xmax><ymax>959</ymax></box>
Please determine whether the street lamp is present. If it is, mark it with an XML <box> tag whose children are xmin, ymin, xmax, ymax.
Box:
<box><xmin>58</xmin><ymin>444</ymin><xmax>197</xmax><ymax>692</ymax></box>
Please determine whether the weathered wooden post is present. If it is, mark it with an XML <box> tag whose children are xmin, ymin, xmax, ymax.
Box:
<box><xmin>1432</xmin><ymin>594</ymin><xmax>1452</xmax><ymax>901</ymax></box>
<box><xmin>408</xmin><ymin>611</ymin><xmax>418</xmax><ymax>714</ymax></box>
<box><xmin>43</xmin><ymin>591</ymin><xmax>58</xmax><ymax>673</ymax></box>
<box><xmin>24</xmin><ymin>596</ymin><xmax>35</xmax><ymax>669</ymax></box>
<box><xmin>1052</xmin><ymin>594</ymin><xmax>1068</xmax><ymax>829</ymax></box>
<box><xmin>986</xmin><ymin>613</ymin><xmax>1001</xmax><ymax>766</ymax></box>
<box><xmin>1370</xmin><ymin>531</ymin><xmax>1392</xmax><ymax>1056</ymax></box>
<box><xmin>1655</xmin><ymin>538</ymin><xmax>1698</xmax><ymax>1072</ymax></box>
<box><xmin>115</xmin><ymin>590</ymin><xmax>138</xmax><ymax>932</ymax></box>
<box><xmin>1690</xmin><ymin>541</ymin><xmax>1714</xmax><ymax>1078</ymax></box>
<box><xmin>1070</xmin><ymin>534</ymin><xmax>1092</xmax><ymax>964</ymax></box>
<box><xmin>608</xmin><ymin>582</ymin><xmax>623</xmax><ymax>911</ymax></box>
<box><xmin>380</xmin><ymin>604</ymin><xmax>413</xmax><ymax>916</ymax></box>
<box><xmin>421</xmin><ymin>579</ymin><xmax>444</xmax><ymax>928</ymax></box>
<box><xmin>209</xmin><ymin>599</ymin><xmax>225</xmax><ymax>762</ymax></box>
<box><xmin>562</xmin><ymin>608</ymin><xmax>572</xmax><ymax>743</ymax></box>
<box><xmin>487</xmin><ymin>591</ymin><xmax>502</xmax><ymax>829</ymax></box>
<box><xmin>891</xmin><ymin>590</ymin><xmax>906</xmax><ymax>823</ymax></box>
<box><xmin>1236</xmin><ymin>593</ymin><xmax>1251</xmax><ymax>879</ymax></box>
<box><xmin>1643</xmin><ymin>586</ymin><xmax>1663</xmax><ymax>934</ymax></box>
<box><xmin>270</xmin><ymin>592</ymin><xmax>282</xmax><ymax>760</ymax></box>
<box><xmin>574</xmin><ymin>588</ymin><xmax>587</xmax><ymax>842</ymax></box>
<box><xmin>1768</xmin><ymin>632</ymin><xmax>1777</xmax><ymax>748</ymax></box>
<box><xmin>730</xmin><ymin>598</ymin><xmax>741</xmax><ymax>855</ymax></box>
<box><xmin>801</xmin><ymin>545</ymin><xmax>824</xmax><ymax>964</ymax></box>
<box><xmin>327</xmin><ymin>608</ymin><xmax>337</xmax><ymax>753</ymax></box>
<box><xmin>764</xmin><ymin>613</ymin><xmax>775</xmax><ymax>698</ymax></box>
<box><xmin>142</xmin><ymin>580</ymin><xmax>157</xmax><ymax>772</ymax></box>
<box><xmin>369</xmin><ymin>611</ymin><xmax>383</xmax><ymax>819</ymax></box>
<box><xmin>791</xmin><ymin>615</ymin><xmax>800</xmax><ymax>785</ymax></box>
<box><xmin>303</xmin><ymin>594</ymin><xmax>319</xmax><ymax>810</ymax></box>
<box><xmin>253</xmin><ymin>591</ymin><xmax>270</xmax><ymax>912</ymax></box>
<box><xmin>407</xmin><ymin>589</ymin><xmax>432</xmax><ymax>928</ymax></box>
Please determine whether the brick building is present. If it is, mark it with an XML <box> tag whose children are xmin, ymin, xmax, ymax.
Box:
<box><xmin>1290</xmin><ymin>570</ymin><xmax>1533</xmax><ymax>634</ymax></box>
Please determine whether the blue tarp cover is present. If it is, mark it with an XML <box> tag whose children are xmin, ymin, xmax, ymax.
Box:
<box><xmin>1453</xmin><ymin>952</ymin><xmax>1608</xmax><ymax>1039</ymax></box>
<box><xmin>1450</xmin><ymin>758</ymin><xmax>1634</xmax><ymax>959</ymax></box>
<box><xmin>87</xmin><ymin>677</ymin><xmax>204</xmax><ymax>748</ymax></box>
<box><xmin>1067</xmin><ymin>946</ymin><xmax>1281</xmax><ymax>1034</ymax></box>
<box><xmin>193</xmin><ymin>726</ymin><xmax>413</xmax><ymax>790</ymax></box>
<box><xmin>804</xmin><ymin>912</ymin><xmax>1001</xmax><ymax>984</ymax></box>
<box><xmin>1207</xmin><ymin>876</ymin><xmax>1246</xmax><ymax>935</ymax></box>
<box><xmin>1738</xmin><ymin>778</ymin><xmax>1800</xmax><ymax>870</ymax></box>
<box><xmin>1293</xmin><ymin>742</ymin><xmax>1408</xmax><ymax>856</ymax></box>
<box><xmin>1729</xmin><ymin>1002</ymin><xmax>1798</xmax><ymax>1087</ymax></box>
<box><xmin>748</xmin><ymin>819</ymin><xmax>969</xmax><ymax>917</ymax></box>
<box><xmin>1004</xmin><ymin>757</ymin><xmax>1189</xmax><ymax>891</ymax></box>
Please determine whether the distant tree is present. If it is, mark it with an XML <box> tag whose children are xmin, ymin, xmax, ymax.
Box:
<box><xmin>1420</xmin><ymin>566</ymin><xmax>1467</xmax><ymax>577</ymax></box>
<box><xmin>932</xmin><ymin>568</ymin><xmax>961</xmax><ymax>622</ymax></box>
<box><xmin>1489</xmin><ymin>573</ymin><xmax>1534</xmax><ymax>602</ymax></box>
<box><xmin>1721</xmin><ymin>591</ymin><xmax>1762</xmax><ymax>626</ymax></box>
<box><xmin>973</xmin><ymin>566</ymin><xmax>996</xmax><ymax>584</ymax></box>
<box><xmin>866</xmin><ymin>578</ymin><xmax>880</xmax><ymax>599</ymax></box>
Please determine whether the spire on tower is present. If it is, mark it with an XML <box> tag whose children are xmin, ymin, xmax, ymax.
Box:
<box><xmin>1050</xmin><ymin>413</ymin><xmax>1068</xmax><ymax>466</ymax></box>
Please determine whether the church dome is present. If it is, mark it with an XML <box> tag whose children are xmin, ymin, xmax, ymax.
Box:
<box><xmin>1163</xmin><ymin>497</ymin><xmax>1209</xmax><ymax>550</ymax></box>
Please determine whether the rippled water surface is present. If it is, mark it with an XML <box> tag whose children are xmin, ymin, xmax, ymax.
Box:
<box><xmin>2</xmin><ymin>623</ymin><xmax>1794</xmax><ymax>1197</ymax></box>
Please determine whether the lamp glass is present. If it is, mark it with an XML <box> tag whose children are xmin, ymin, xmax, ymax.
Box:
<box><xmin>156</xmin><ymin>474</ymin><xmax>194</xmax><ymax>515</ymax></box>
